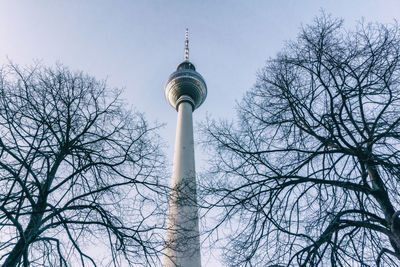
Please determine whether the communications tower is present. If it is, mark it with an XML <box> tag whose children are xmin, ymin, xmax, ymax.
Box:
<box><xmin>163</xmin><ymin>29</ymin><xmax>207</xmax><ymax>267</ymax></box>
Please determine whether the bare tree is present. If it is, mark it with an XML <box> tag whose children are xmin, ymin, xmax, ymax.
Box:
<box><xmin>0</xmin><ymin>63</ymin><xmax>166</xmax><ymax>266</ymax></box>
<box><xmin>201</xmin><ymin>14</ymin><xmax>400</xmax><ymax>266</ymax></box>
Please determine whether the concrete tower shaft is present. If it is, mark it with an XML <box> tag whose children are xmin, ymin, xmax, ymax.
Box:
<box><xmin>163</xmin><ymin>29</ymin><xmax>206</xmax><ymax>267</ymax></box>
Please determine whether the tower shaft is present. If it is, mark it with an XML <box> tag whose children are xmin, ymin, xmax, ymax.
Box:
<box><xmin>163</xmin><ymin>101</ymin><xmax>201</xmax><ymax>267</ymax></box>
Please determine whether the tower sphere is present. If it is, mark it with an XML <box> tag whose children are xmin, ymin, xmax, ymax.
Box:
<box><xmin>164</xmin><ymin>60</ymin><xmax>207</xmax><ymax>110</ymax></box>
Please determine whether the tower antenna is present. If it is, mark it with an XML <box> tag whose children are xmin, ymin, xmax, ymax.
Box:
<box><xmin>184</xmin><ymin>28</ymin><xmax>189</xmax><ymax>60</ymax></box>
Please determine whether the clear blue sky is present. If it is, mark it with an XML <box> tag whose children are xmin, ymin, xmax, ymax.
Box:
<box><xmin>1</xmin><ymin>1</ymin><xmax>399</xmax><ymax>265</ymax></box>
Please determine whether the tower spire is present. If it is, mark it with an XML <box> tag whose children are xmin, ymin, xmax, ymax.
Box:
<box><xmin>184</xmin><ymin>28</ymin><xmax>189</xmax><ymax>61</ymax></box>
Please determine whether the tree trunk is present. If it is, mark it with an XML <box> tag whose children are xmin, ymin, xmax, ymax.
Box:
<box><xmin>3</xmin><ymin>159</ymin><xmax>61</xmax><ymax>267</ymax></box>
<box><xmin>366</xmin><ymin>165</ymin><xmax>399</xmax><ymax>254</ymax></box>
<box><xmin>392</xmin><ymin>211</ymin><xmax>400</xmax><ymax>253</ymax></box>
<box><xmin>2</xmin><ymin>201</ymin><xmax>47</xmax><ymax>267</ymax></box>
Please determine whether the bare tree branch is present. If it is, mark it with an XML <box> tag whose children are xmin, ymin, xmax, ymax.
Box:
<box><xmin>0</xmin><ymin>63</ymin><xmax>167</xmax><ymax>266</ymax></box>
<box><xmin>201</xmin><ymin>14</ymin><xmax>400</xmax><ymax>266</ymax></box>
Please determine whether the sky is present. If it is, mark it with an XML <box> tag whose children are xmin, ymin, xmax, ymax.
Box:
<box><xmin>0</xmin><ymin>1</ymin><xmax>399</xmax><ymax>265</ymax></box>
